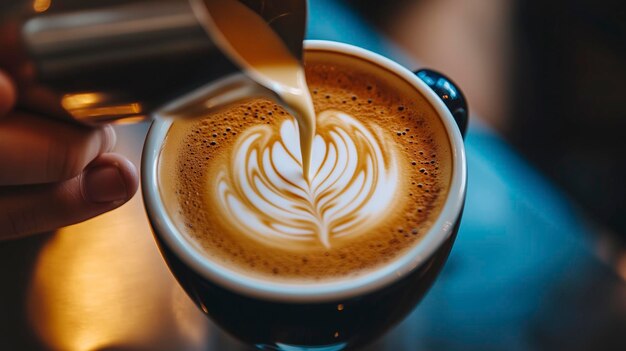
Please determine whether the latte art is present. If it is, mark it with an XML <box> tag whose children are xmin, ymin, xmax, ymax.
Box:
<box><xmin>213</xmin><ymin>110</ymin><xmax>399</xmax><ymax>249</ymax></box>
<box><xmin>162</xmin><ymin>56</ymin><xmax>451</xmax><ymax>281</ymax></box>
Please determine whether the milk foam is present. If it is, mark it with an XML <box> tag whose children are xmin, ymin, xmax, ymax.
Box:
<box><xmin>201</xmin><ymin>0</ymin><xmax>317</xmax><ymax>181</ymax></box>
<box><xmin>213</xmin><ymin>110</ymin><xmax>399</xmax><ymax>249</ymax></box>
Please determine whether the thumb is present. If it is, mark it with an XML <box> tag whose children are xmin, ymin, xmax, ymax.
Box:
<box><xmin>0</xmin><ymin>153</ymin><xmax>139</xmax><ymax>240</ymax></box>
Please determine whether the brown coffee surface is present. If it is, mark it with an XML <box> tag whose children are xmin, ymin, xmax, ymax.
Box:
<box><xmin>159</xmin><ymin>52</ymin><xmax>452</xmax><ymax>282</ymax></box>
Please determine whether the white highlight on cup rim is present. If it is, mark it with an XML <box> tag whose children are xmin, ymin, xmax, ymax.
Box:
<box><xmin>142</xmin><ymin>40</ymin><xmax>467</xmax><ymax>303</ymax></box>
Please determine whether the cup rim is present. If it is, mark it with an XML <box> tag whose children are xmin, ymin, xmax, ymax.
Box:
<box><xmin>142</xmin><ymin>40</ymin><xmax>467</xmax><ymax>302</ymax></box>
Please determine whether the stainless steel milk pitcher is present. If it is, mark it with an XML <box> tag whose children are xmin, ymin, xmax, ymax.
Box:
<box><xmin>0</xmin><ymin>0</ymin><xmax>307</xmax><ymax>124</ymax></box>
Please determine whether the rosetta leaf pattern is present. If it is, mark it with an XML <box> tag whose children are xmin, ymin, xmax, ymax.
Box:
<box><xmin>214</xmin><ymin>110</ymin><xmax>399</xmax><ymax>249</ymax></box>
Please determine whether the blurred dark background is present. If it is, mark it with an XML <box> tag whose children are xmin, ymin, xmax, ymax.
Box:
<box><xmin>342</xmin><ymin>0</ymin><xmax>626</xmax><ymax>245</ymax></box>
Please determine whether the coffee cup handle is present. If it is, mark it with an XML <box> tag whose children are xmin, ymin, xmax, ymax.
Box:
<box><xmin>414</xmin><ymin>69</ymin><xmax>468</xmax><ymax>138</ymax></box>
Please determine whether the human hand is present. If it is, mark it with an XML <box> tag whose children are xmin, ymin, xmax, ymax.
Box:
<box><xmin>0</xmin><ymin>70</ymin><xmax>139</xmax><ymax>240</ymax></box>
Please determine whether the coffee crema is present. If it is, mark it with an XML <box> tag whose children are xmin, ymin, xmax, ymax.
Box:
<box><xmin>159</xmin><ymin>53</ymin><xmax>452</xmax><ymax>282</ymax></box>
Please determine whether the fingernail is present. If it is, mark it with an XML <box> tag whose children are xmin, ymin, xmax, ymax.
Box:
<box><xmin>101</xmin><ymin>125</ymin><xmax>117</xmax><ymax>153</ymax></box>
<box><xmin>82</xmin><ymin>164</ymin><xmax>128</xmax><ymax>204</ymax></box>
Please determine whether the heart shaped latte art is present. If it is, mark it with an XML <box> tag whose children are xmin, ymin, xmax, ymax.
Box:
<box><xmin>213</xmin><ymin>110</ymin><xmax>400</xmax><ymax>249</ymax></box>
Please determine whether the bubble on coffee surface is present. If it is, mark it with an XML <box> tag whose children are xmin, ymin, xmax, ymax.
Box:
<box><xmin>214</xmin><ymin>109</ymin><xmax>399</xmax><ymax>249</ymax></box>
<box><xmin>164</xmin><ymin>59</ymin><xmax>451</xmax><ymax>281</ymax></box>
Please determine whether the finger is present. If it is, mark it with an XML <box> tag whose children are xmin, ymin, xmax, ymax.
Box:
<box><xmin>0</xmin><ymin>70</ymin><xmax>16</xmax><ymax>117</ymax></box>
<box><xmin>0</xmin><ymin>112</ymin><xmax>116</xmax><ymax>185</ymax></box>
<box><xmin>0</xmin><ymin>153</ymin><xmax>138</xmax><ymax>240</ymax></box>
